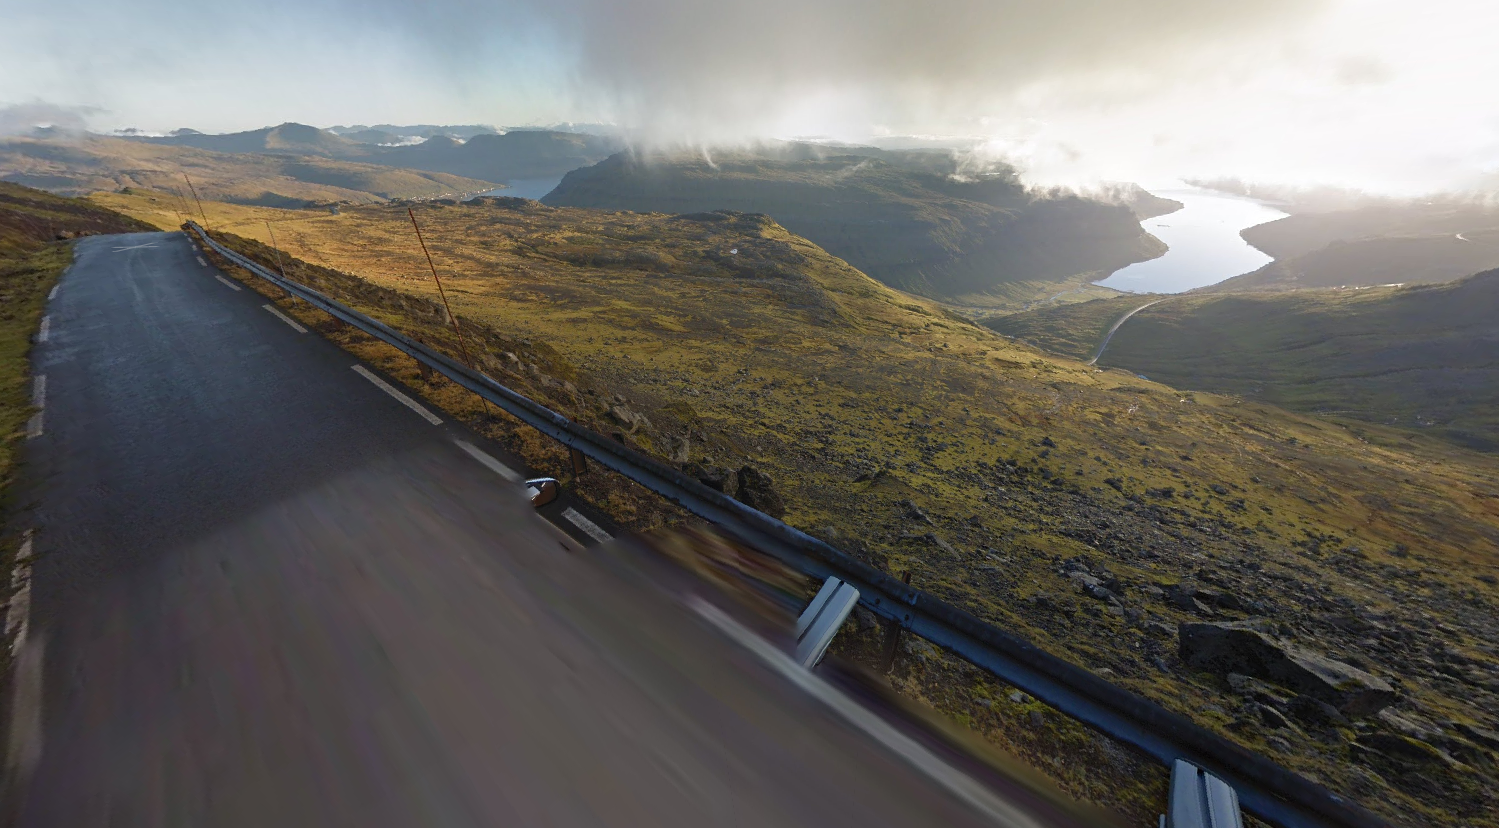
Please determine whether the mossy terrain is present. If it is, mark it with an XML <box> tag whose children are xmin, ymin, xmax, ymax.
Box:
<box><xmin>1</xmin><ymin>133</ymin><xmax>496</xmax><ymax>206</ymax></box>
<box><xmin>543</xmin><ymin>147</ymin><xmax>1165</xmax><ymax>305</ymax></box>
<box><xmin>0</xmin><ymin>182</ymin><xmax>155</xmax><ymax>571</ymax></box>
<box><xmin>984</xmin><ymin>294</ymin><xmax>1153</xmax><ymax>361</ymax></box>
<box><xmin>112</xmin><ymin>188</ymin><xmax>1499</xmax><ymax>826</ymax></box>
<box><xmin>989</xmin><ymin>278</ymin><xmax>1499</xmax><ymax>452</ymax></box>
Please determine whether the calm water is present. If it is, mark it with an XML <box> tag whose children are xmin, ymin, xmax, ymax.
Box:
<box><xmin>470</xmin><ymin>176</ymin><xmax>566</xmax><ymax>202</ymax></box>
<box><xmin>1096</xmin><ymin>183</ymin><xmax>1289</xmax><ymax>294</ymax></box>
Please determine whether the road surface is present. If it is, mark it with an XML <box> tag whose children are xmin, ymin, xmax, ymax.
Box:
<box><xmin>7</xmin><ymin>232</ymin><xmax>1078</xmax><ymax>827</ymax></box>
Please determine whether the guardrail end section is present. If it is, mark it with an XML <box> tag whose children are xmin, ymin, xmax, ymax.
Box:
<box><xmin>1163</xmin><ymin>759</ymin><xmax>1243</xmax><ymax>828</ymax></box>
<box><xmin>795</xmin><ymin>577</ymin><xmax>860</xmax><ymax>668</ymax></box>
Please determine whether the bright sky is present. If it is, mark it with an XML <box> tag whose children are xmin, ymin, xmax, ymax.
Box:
<box><xmin>2</xmin><ymin>0</ymin><xmax>1496</xmax><ymax>193</ymax></box>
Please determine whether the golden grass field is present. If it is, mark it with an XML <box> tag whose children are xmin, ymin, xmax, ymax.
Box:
<box><xmin>104</xmin><ymin>188</ymin><xmax>1499</xmax><ymax>826</ymax></box>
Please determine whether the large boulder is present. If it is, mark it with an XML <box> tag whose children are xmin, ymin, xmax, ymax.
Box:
<box><xmin>734</xmin><ymin>465</ymin><xmax>786</xmax><ymax>519</ymax></box>
<box><xmin>1179</xmin><ymin>621</ymin><xmax>1396</xmax><ymax>716</ymax></box>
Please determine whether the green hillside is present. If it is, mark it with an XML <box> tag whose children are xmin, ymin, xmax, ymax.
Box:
<box><xmin>991</xmin><ymin>274</ymin><xmax>1499</xmax><ymax>450</ymax></box>
<box><xmin>542</xmin><ymin>147</ymin><xmax>1166</xmax><ymax>304</ymax></box>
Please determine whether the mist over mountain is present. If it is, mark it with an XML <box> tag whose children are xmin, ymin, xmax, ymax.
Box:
<box><xmin>544</xmin><ymin>146</ymin><xmax>1165</xmax><ymax>302</ymax></box>
<box><xmin>126</xmin><ymin>122</ymin><xmax>623</xmax><ymax>185</ymax></box>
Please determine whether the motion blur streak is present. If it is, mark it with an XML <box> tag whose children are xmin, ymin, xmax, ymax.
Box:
<box><xmin>12</xmin><ymin>232</ymin><xmax>1067</xmax><ymax>826</ymax></box>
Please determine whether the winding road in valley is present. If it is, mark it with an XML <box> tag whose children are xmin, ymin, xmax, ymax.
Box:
<box><xmin>1087</xmin><ymin>299</ymin><xmax>1168</xmax><ymax>365</ymax></box>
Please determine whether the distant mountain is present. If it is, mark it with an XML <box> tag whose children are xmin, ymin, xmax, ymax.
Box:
<box><xmin>990</xmin><ymin>271</ymin><xmax>1499</xmax><ymax>450</ymax></box>
<box><xmin>327</xmin><ymin>124</ymin><xmax>501</xmax><ymax>141</ymax></box>
<box><xmin>126</xmin><ymin>123</ymin><xmax>622</xmax><ymax>184</ymax></box>
<box><xmin>543</xmin><ymin>146</ymin><xmax>1164</xmax><ymax>302</ymax></box>
<box><xmin>375</xmin><ymin>130</ymin><xmax>625</xmax><ymax>182</ymax></box>
<box><xmin>1206</xmin><ymin>199</ymin><xmax>1499</xmax><ymax>291</ymax></box>
<box><xmin>140</xmin><ymin>122</ymin><xmax>366</xmax><ymax>158</ymax></box>
<box><xmin>0</xmin><ymin>134</ymin><xmax>496</xmax><ymax>205</ymax></box>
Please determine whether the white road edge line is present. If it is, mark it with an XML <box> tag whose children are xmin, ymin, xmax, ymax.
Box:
<box><xmin>5</xmin><ymin>530</ymin><xmax>42</xmax><ymax>781</ymax></box>
<box><xmin>26</xmin><ymin>375</ymin><xmax>44</xmax><ymax>439</ymax></box>
<box><xmin>262</xmin><ymin>303</ymin><xmax>306</xmax><ymax>333</ymax></box>
<box><xmin>352</xmin><ymin>365</ymin><xmax>442</xmax><ymax>425</ymax></box>
<box><xmin>562</xmin><ymin>507</ymin><xmax>612</xmax><ymax>543</ymax></box>
<box><xmin>36</xmin><ymin>316</ymin><xmax>49</xmax><ymax>343</ymax></box>
<box><xmin>6</xmin><ymin>530</ymin><xmax>33</xmax><ymax>655</ymax></box>
<box><xmin>215</xmin><ymin>274</ymin><xmax>241</xmax><ymax>292</ymax></box>
<box><xmin>46</xmin><ymin>285</ymin><xmax>58</xmax><ymax>301</ymax></box>
<box><xmin>689</xmin><ymin>598</ymin><xmax>1044</xmax><ymax>828</ymax></box>
<box><xmin>454</xmin><ymin>440</ymin><xmax>521</xmax><ymax>482</ymax></box>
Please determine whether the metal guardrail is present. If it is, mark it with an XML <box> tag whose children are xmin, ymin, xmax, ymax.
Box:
<box><xmin>187</xmin><ymin>223</ymin><xmax>1387</xmax><ymax>828</ymax></box>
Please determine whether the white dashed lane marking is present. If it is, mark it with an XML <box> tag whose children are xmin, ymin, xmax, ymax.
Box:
<box><xmin>46</xmin><ymin>285</ymin><xmax>58</xmax><ymax>301</ymax></box>
<box><xmin>352</xmin><ymin>365</ymin><xmax>442</xmax><ymax>425</ymax></box>
<box><xmin>26</xmin><ymin>375</ymin><xmax>45</xmax><ymax>439</ymax></box>
<box><xmin>196</xmin><ymin>255</ymin><xmax>208</xmax><ymax>267</ymax></box>
<box><xmin>562</xmin><ymin>507</ymin><xmax>612</xmax><ymax>543</ymax></box>
<box><xmin>262</xmin><ymin>304</ymin><xmax>306</xmax><ymax>333</ymax></box>
<box><xmin>455</xmin><ymin>440</ymin><xmax>521</xmax><ymax>482</ymax></box>
<box><xmin>215</xmin><ymin>275</ymin><xmax>242</xmax><ymax>292</ymax></box>
<box><xmin>36</xmin><ymin>316</ymin><xmax>49</xmax><ymax>343</ymax></box>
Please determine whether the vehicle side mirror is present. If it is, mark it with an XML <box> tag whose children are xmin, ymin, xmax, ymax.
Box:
<box><xmin>525</xmin><ymin>478</ymin><xmax>560</xmax><ymax>507</ymax></box>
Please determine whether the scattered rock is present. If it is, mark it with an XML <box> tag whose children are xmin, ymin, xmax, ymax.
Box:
<box><xmin>1355</xmin><ymin>733</ymin><xmax>1460</xmax><ymax>770</ymax></box>
<box><xmin>853</xmin><ymin>607</ymin><xmax>880</xmax><ymax>633</ymax></box>
<box><xmin>1008</xmin><ymin>690</ymin><xmax>1032</xmax><ymax>704</ymax></box>
<box><xmin>1377</xmin><ymin>709</ymin><xmax>1441</xmax><ymax>741</ymax></box>
<box><xmin>1165</xmin><ymin>581</ymin><xmax>1216</xmax><ymax>615</ymax></box>
<box><xmin>1068</xmin><ymin>571</ymin><xmax>1120</xmax><ymax>604</ymax></box>
<box><xmin>921</xmin><ymin>533</ymin><xmax>957</xmax><ymax>555</ymax></box>
<box><xmin>735</xmin><ymin>465</ymin><xmax>786</xmax><ymax>518</ymax></box>
<box><xmin>1453</xmin><ymin>722</ymin><xmax>1499</xmax><ymax>750</ymax></box>
<box><xmin>1253</xmin><ymin>702</ymin><xmax>1292</xmax><ymax>730</ymax></box>
<box><xmin>1287</xmin><ymin>694</ymin><xmax>1347</xmax><ymax>728</ymax></box>
<box><xmin>1179</xmin><ymin>620</ymin><xmax>1396</xmax><ymax>716</ymax></box>
<box><xmin>1144</xmin><ymin>621</ymin><xmax>1176</xmax><ymax>640</ymax></box>
<box><xmin>608</xmin><ymin>404</ymin><xmax>650</xmax><ymax>433</ymax></box>
<box><xmin>683</xmin><ymin>462</ymin><xmax>731</xmax><ymax>492</ymax></box>
<box><xmin>897</xmin><ymin>500</ymin><xmax>933</xmax><ymax>524</ymax></box>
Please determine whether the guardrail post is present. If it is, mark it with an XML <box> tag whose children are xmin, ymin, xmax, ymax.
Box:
<box><xmin>878</xmin><ymin>570</ymin><xmax>913</xmax><ymax>673</ymax></box>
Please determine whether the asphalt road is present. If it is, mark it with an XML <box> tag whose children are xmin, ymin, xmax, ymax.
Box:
<box><xmin>7</xmin><ymin>232</ymin><xmax>1074</xmax><ymax>827</ymax></box>
<box><xmin>1087</xmin><ymin>299</ymin><xmax>1167</xmax><ymax>365</ymax></box>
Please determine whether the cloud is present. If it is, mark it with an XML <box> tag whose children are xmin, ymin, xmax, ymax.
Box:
<box><xmin>0</xmin><ymin>102</ymin><xmax>102</xmax><ymax>136</ymax></box>
<box><xmin>509</xmin><ymin>0</ymin><xmax>1315</xmax><ymax>143</ymax></box>
<box><xmin>2</xmin><ymin>0</ymin><xmax>1497</xmax><ymax>192</ymax></box>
